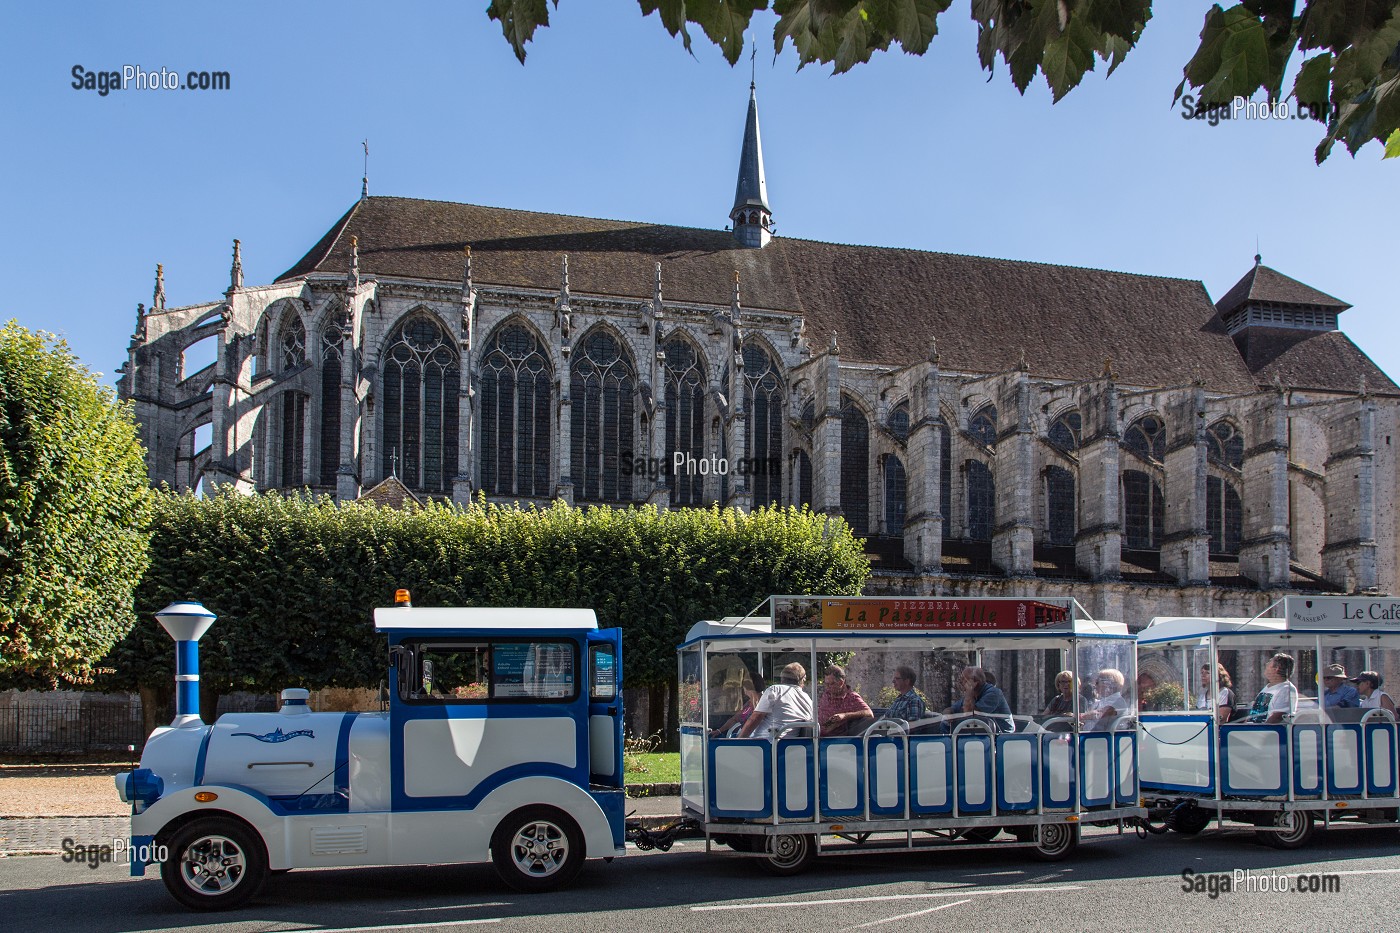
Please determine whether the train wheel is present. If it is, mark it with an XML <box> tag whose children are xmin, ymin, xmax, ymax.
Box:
<box><xmin>1256</xmin><ymin>810</ymin><xmax>1315</xmax><ymax>850</ymax></box>
<box><xmin>758</xmin><ymin>833</ymin><xmax>817</xmax><ymax>876</ymax></box>
<box><xmin>492</xmin><ymin>806</ymin><xmax>585</xmax><ymax>892</ymax></box>
<box><xmin>1029</xmin><ymin>822</ymin><xmax>1080</xmax><ymax>861</ymax></box>
<box><xmin>160</xmin><ymin>817</ymin><xmax>268</xmax><ymax>911</ymax></box>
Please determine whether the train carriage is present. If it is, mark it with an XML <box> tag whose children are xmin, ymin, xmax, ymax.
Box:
<box><xmin>1139</xmin><ymin>595</ymin><xmax>1400</xmax><ymax>848</ymax></box>
<box><xmin>677</xmin><ymin>595</ymin><xmax>1145</xmax><ymax>874</ymax></box>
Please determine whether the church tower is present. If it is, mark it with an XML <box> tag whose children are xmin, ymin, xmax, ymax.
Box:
<box><xmin>730</xmin><ymin>83</ymin><xmax>772</xmax><ymax>248</ymax></box>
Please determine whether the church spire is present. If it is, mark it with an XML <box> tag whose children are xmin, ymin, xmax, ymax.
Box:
<box><xmin>730</xmin><ymin>82</ymin><xmax>772</xmax><ymax>248</ymax></box>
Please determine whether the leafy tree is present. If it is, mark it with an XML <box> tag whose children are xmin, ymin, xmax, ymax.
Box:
<box><xmin>0</xmin><ymin>322</ymin><xmax>154</xmax><ymax>684</ymax></box>
<box><xmin>486</xmin><ymin>1</ymin><xmax>1400</xmax><ymax>162</ymax></box>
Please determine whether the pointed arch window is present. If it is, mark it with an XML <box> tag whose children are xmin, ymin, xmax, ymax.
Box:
<box><xmin>1045</xmin><ymin>465</ymin><xmax>1076</xmax><ymax>545</ymax></box>
<box><xmin>280</xmin><ymin>316</ymin><xmax>306</xmax><ymax>371</ymax></box>
<box><xmin>571</xmin><ymin>330</ymin><xmax>636</xmax><ymax>503</ymax></box>
<box><xmin>1124</xmin><ymin>415</ymin><xmax>1166</xmax><ymax>463</ymax></box>
<box><xmin>280</xmin><ymin>391</ymin><xmax>306</xmax><ymax>487</ymax></box>
<box><xmin>318</xmin><ymin>325</ymin><xmax>343</xmax><ymax>485</ymax></box>
<box><xmin>884</xmin><ymin>454</ymin><xmax>907</xmax><ymax>535</ymax></box>
<box><xmin>481</xmin><ymin>324</ymin><xmax>552</xmax><ymax>499</ymax></box>
<box><xmin>664</xmin><ymin>337</ymin><xmax>706</xmax><ymax>506</ymax></box>
<box><xmin>1207</xmin><ymin>476</ymin><xmax>1243</xmax><ymax>554</ymax></box>
<box><xmin>743</xmin><ymin>343</ymin><xmax>783</xmax><ymax>507</ymax></box>
<box><xmin>381</xmin><ymin>315</ymin><xmax>460</xmax><ymax>494</ymax></box>
<box><xmin>1048</xmin><ymin>411</ymin><xmax>1081</xmax><ymax>453</ymax></box>
<box><xmin>840</xmin><ymin>393</ymin><xmax>869</xmax><ymax>534</ymax></box>
<box><xmin>966</xmin><ymin>460</ymin><xmax>994</xmax><ymax>541</ymax></box>
<box><xmin>1123</xmin><ymin>469</ymin><xmax>1164</xmax><ymax>549</ymax></box>
<box><xmin>938</xmin><ymin>414</ymin><xmax>952</xmax><ymax>539</ymax></box>
<box><xmin>888</xmin><ymin>402</ymin><xmax>910</xmax><ymax>442</ymax></box>
<box><xmin>969</xmin><ymin>405</ymin><xmax>997</xmax><ymax>448</ymax></box>
<box><xmin>1207</xmin><ymin>420</ymin><xmax>1244</xmax><ymax>470</ymax></box>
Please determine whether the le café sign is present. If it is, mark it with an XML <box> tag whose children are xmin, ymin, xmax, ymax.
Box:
<box><xmin>1285</xmin><ymin>596</ymin><xmax>1400</xmax><ymax>630</ymax></box>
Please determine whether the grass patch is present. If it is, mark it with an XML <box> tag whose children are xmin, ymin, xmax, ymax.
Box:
<box><xmin>624</xmin><ymin>752</ymin><xmax>680</xmax><ymax>785</ymax></box>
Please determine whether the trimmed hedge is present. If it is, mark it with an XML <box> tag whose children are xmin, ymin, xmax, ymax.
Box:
<box><xmin>100</xmin><ymin>490</ymin><xmax>869</xmax><ymax>697</ymax></box>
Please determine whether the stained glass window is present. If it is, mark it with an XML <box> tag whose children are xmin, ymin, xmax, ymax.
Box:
<box><xmin>481</xmin><ymin>324</ymin><xmax>551</xmax><ymax>498</ymax></box>
<box><xmin>1123</xmin><ymin>469</ymin><xmax>1164</xmax><ymax>549</ymax></box>
<box><xmin>969</xmin><ymin>406</ymin><xmax>998</xmax><ymax>448</ymax></box>
<box><xmin>1048</xmin><ymin>411</ymin><xmax>1081</xmax><ymax>453</ymax></box>
<box><xmin>1124</xmin><ymin>415</ymin><xmax>1166</xmax><ymax>463</ymax></box>
<box><xmin>381</xmin><ymin>315</ymin><xmax>460</xmax><ymax>494</ymax></box>
<box><xmin>280</xmin><ymin>316</ymin><xmax>306</xmax><ymax>370</ymax></box>
<box><xmin>1207</xmin><ymin>420</ymin><xmax>1244</xmax><ymax>469</ymax></box>
<box><xmin>280</xmin><ymin>392</ymin><xmax>305</xmax><ymax>487</ymax></box>
<box><xmin>664</xmin><ymin>338</ymin><xmax>706</xmax><ymax>506</ymax></box>
<box><xmin>1207</xmin><ymin>475</ymin><xmax>1243</xmax><ymax>554</ymax></box>
<box><xmin>966</xmin><ymin>459</ymin><xmax>994</xmax><ymax>540</ymax></box>
<box><xmin>571</xmin><ymin>330</ymin><xmax>635</xmax><ymax>503</ymax></box>
<box><xmin>1046</xmin><ymin>465</ymin><xmax>1075</xmax><ymax>545</ymax></box>
<box><xmin>885</xmin><ymin>455</ymin><xmax>907</xmax><ymax>535</ymax></box>
<box><xmin>319</xmin><ymin>326</ymin><xmax>342</xmax><ymax>485</ymax></box>
<box><xmin>840</xmin><ymin>393</ymin><xmax>869</xmax><ymax>535</ymax></box>
<box><xmin>743</xmin><ymin>343</ymin><xmax>784</xmax><ymax>507</ymax></box>
<box><xmin>796</xmin><ymin>449</ymin><xmax>813</xmax><ymax>508</ymax></box>
<box><xmin>889</xmin><ymin>402</ymin><xmax>910</xmax><ymax>442</ymax></box>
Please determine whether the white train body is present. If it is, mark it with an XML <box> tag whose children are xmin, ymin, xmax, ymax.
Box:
<box><xmin>118</xmin><ymin>604</ymin><xmax>626</xmax><ymax>908</ymax></box>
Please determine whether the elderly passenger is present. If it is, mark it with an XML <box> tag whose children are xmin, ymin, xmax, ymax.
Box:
<box><xmin>949</xmin><ymin>666</ymin><xmax>1015</xmax><ymax>733</ymax></box>
<box><xmin>739</xmin><ymin>663</ymin><xmax>813</xmax><ymax>739</ymax></box>
<box><xmin>1322</xmin><ymin>663</ymin><xmax>1361</xmax><ymax>709</ymax></box>
<box><xmin>1352</xmin><ymin>671</ymin><xmax>1397</xmax><ymax>715</ymax></box>
<box><xmin>818</xmin><ymin>665</ymin><xmax>874</xmax><ymax>736</ymax></box>
<box><xmin>1080</xmin><ymin>668</ymin><xmax>1127</xmax><ymax>730</ymax></box>
<box><xmin>1042</xmin><ymin>671</ymin><xmax>1078</xmax><ymax>717</ymax></box>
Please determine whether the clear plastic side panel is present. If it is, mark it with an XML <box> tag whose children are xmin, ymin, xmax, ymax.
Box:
<box><xmin>679</xmin><ymin>646</ymin><xmax>704</xmax><ymax>813</ymax></box>
<box><xmin>1138</xmin><ymin>643</ymin><xmax>1216</xmax><ymax>795</ymax></box>
<box><xmin>1218</xmin><ymin>641</ymin><xmax>1318</xmax><ymax>798</ymax></box>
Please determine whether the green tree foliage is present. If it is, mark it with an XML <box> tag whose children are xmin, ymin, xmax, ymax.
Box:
<box><xmin>0</xmin><ymin>322</ymin><xmax>154</xmax><ymax>684</ymax></box>
<box><xmin>101</xmin><ymin>490</ymin><xmax>868</xmax><ymax>699</ymax></box>
<box><xmin>486</xmin><ymin>1</ymin><xmax>1400</xmax><ymax>162</ymax></box>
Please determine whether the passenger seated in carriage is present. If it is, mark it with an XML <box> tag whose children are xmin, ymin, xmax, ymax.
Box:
<box><xmin>945</xmin><ymin>666</ymin><xmax>1015</xmax><ymax>733</ymax></box>
<box><xmin>1197</xmin><ymin>663</ymin><xmax>1235</xmax><ymax>723</ymax></box>
<box><xmin>1353</xmin><ymin>671</ymin><xmax>1397</xmax><ymax>716</ymax></box>
<box><xmin>1245</xmin><ymin>653</ymin><xmax>1298</xmax><ymax>724</ymax></box>
<box><xmin>1079</xmin><ymin>668</ymin><xmax>1128</xmax><ymax>731</ymax></box>
<box><xmin>818</xmin><ymin>665</ymin><xmax>874</xmax><ymax>736</ymax></box>
<box><xmin>740</xmin><ymin>663</ymin><xmax>813</xmax><ymax>739</ymax></box>
<box><xmin>1041</xmin><ymin>671</ymin><xmax>1078</xmax><ymax>718</ymax></box>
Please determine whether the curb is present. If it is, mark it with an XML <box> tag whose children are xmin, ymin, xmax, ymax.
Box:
<box><xmin>625</xmin><ymin>783</ymin><xmax>681</xmax><ymax>797</ymax></box>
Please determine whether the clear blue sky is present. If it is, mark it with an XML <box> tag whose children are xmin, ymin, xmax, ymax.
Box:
<box><xmin>1</xmin><ymin>2</ymin><xmax>1394</xmax><ymax>388</ymax></box>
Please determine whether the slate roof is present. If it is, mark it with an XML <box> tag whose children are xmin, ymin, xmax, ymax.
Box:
<box><xmin>1233</xmin><ymin>327</ymin><xmax>1398</xmax><ymax>394</ymax></box>
<box><xmin>1216</xmin><ymin>262</ymin><xmax>1351</xmax><ymax>317</ymax></box>
<box><xmin>280</xmin><ymin>196</ymin><xmax>1264</xmax><ymax>392</ymax></box>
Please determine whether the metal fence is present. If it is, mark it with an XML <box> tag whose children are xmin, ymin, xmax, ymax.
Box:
<box><xmin>0</xmin><ymin>697</ymin><xmax>146</xmax><ymax>753</ymax></box>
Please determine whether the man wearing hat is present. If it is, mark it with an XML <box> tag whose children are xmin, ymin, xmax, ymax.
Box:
<box><xmin>1350</xmin><ymin>671</ymin><xmax>1396</xmax><ymax>715</ymax></box>
<box><xmin>1322</xmin><ymin>663</ymin><xmax>1360</xmax><ymax>708</ymax></box>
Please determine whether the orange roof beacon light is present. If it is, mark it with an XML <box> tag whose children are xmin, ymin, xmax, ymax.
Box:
<box><xmin>395</xmin><ymin>589</ymin><xmax>412</xmax><ymax>607</ymax></box>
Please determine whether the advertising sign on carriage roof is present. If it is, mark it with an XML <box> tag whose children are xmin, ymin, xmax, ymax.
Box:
<box><xmin>1285</xmin><ymin>596</ymin><xmax>1400</xmax><ymax>630</ymax></box>
<box><xmin>770</xmin><ymin>596</ymin><xmax>1073</xmax><ymax>632</ymax></box>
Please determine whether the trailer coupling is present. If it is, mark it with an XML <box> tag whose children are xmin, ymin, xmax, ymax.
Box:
<box><xmin>625</xmin><ymin>816</ymin><xmax>701</xmax><ymax>851</ymax></box>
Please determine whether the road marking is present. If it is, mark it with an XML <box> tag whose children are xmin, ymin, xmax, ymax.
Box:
<box><xmin>1323</xmin><ymin>867</ymin><xmax>1400</xmax><ymax>877</ymax></box>
<box><xmin>273</xmin><ymin>920</ymin><xmax>501</xmax><ymax>932</ymax></box>
<box><xmin>692</xmin><ymin>884</ymin><xmax>1082</xmax><ymax>911</ymax></box>
<box><xmin>855</xmin><ymin>898</ymin><xmax>971</xmax><ymax>928</ymax></box>
<box><xmin>387</xmin><ymin>903</ymin><xmax>510</xmax><ymax>913</ymax></box>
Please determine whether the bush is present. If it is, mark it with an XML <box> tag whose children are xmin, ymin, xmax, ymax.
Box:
<box><xmin>101</xmin><ymin>491</ymin><xmax>870</xmax><ymax>700</ymax></box>
<box><xmin>0</xmin><ymin>322</ymin><xmax>153</xmax><ymax>684</ymax></box>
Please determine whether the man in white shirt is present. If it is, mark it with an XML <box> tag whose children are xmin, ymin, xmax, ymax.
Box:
<box><xmin>1246</xmin><ymin>653</ymin><xmax>1298</xmax><ymax>723</ymax></box>
<box><xmin>740</xmin><ymin>662</ymin><xmax>814</xmax><ymax>738</ymax></box>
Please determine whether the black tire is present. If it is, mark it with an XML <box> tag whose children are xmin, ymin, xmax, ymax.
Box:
<box><xmin>1256</xmin><ymin>809</ymin><xmax>1315</xmax><ymax>850</ymax></box>
<box><xmin>961</xmin><ymin>827</ymin><xmax>1001</xmax><ymax>843</ymax></box>
<box><xmin>757</xmin><ymin>833</ymin><xmax>817</xmax><ymax>876</ymax></box>
<box><xmin>160</xmin><ymin>817</ymin><xmax>269</xmax><ymax>911</ymax></box>
<box><xmin>491</xmin><ymin>806</ymin><xmax>586</xmax><ymax>892</ymax></box>
<box><xmin>1169</xmin><ymin>806</ymin><xmax>1213</xmax><ymax>836</ymax></box>
<box><xmin>1029</xmin><ymin>822</ymin><xmax>1080</xmax><ymax>861</ymax></box>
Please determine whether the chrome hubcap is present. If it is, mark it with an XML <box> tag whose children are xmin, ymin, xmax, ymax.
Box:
<box><xmin>510</xmin><ymin>820</ymin><xmax>569</xmax><ymax>877</ymax></box>
<box><xmin>179</xmin><ymin>834</ymin><xmax>247</xmax><ymax>895</ymax></box>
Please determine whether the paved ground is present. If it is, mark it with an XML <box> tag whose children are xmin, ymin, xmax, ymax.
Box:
<box><xmin>3</xmin><ymin>823</ymin><xmax>1398</xmax><ymax>932</ymax></box>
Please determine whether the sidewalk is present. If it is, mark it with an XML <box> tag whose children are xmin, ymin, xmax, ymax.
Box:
<box><xmin>0</xmin><ymin>794</ymin><xmax>686</xmax><ymax>858</ymax></box>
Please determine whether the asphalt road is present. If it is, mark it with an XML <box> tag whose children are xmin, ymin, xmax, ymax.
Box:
<box><xmin>3</xmin><ymin>825</ymin><xmax>1399</xmax><ymax>932</ymax></box>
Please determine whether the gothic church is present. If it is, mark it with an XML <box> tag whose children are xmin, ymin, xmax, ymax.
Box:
<box><xmin>118</xmin><ymin>86</ymin><xmax>1400</xmax><ymax>626</ymax></box>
